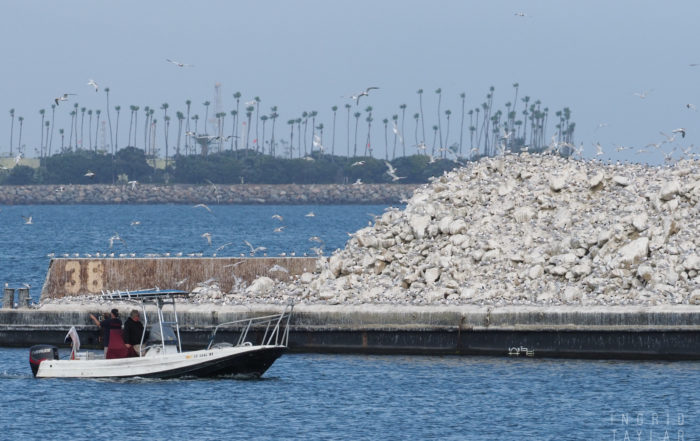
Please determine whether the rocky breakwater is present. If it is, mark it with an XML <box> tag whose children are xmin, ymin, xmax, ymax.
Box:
<box><xmin>0</xmin><ymin>183</ymin><xmax>417</xmax><ymax>205</ymax></box>
<box><xmin>225</xmin><ymin>153</ymin><xmax>700</xmax><ymax>307</ymax></box>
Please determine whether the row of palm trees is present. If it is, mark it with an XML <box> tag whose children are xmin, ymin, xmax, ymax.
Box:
<box><xmin>7</xmin><ymin>84</ymin><xmax>575</xmax><ymax>163</ymax></box>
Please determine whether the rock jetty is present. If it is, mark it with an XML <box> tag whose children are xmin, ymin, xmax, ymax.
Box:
<box><xmin>0</xmin><ymin>183</ymin><xmax>416</xmax><ymax>205</ymax></box>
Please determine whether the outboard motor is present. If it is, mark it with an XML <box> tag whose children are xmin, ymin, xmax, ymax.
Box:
<box><xmin>29</xmin><ymin>345</ymin><xmax>58</xmax><ymax>377</ymax></box>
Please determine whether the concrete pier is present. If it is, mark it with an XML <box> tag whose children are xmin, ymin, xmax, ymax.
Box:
<box><xmin>2</xmin><ymin>303</ymin><xmax>700</xmax><ymax>359</ymax></box>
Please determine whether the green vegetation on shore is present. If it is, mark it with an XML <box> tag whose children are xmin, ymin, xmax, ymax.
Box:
<box><xmin>0</xmin><ymin>147</ymin><xmax>462</xmax><ymax>185</ymax></box>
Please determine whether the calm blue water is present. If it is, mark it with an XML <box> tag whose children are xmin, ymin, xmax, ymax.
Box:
<box><xmin>0</xmin><ymin>348</ymin><xmax>698</xmax><ymax>440</ymax></box>
<box><xmin>1</xmin><ymin>204</ymin><xmax>699</xmax><ymax>440</ymax></box>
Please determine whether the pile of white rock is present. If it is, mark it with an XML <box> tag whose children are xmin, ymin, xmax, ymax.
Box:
<box><xmin>236</xmin><ymin>153</ymin><xmax>700</xmax><ymax>306</ymax></box>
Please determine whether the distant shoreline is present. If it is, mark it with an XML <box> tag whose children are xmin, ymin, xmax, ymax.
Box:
<box><xmin>0</xmin><ymin>183</ymin><xmax>419</xmax><ymax>205</ymax></box>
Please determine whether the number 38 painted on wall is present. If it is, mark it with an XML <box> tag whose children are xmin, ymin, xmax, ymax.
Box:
<box><xmin>63</xmin><ymin>261</ymin><xmax>104</xmax><ymax>294</ymax></box>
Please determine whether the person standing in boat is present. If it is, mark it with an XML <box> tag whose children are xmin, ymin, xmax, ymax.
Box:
<box><xmin>89</xmin><ymin>309</ymin><xmax>122</xmax><ymax>356</ymax></box>
<box><xmin>122</xmin><ymin>309</ymin><xmax>146</xmax><ymax>357</ymax></box>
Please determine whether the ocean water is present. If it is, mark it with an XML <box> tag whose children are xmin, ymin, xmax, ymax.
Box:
<box><xmin>1</xmin><ymin>204</ymin><xmax>699</xmax><ymax>440</ymax></box>
<box><xmin>1</xmin><ymin>348</ymin><xmax>698</xmax><ymax>440</ymax></box>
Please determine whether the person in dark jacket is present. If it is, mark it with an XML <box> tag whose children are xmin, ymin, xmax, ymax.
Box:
<box><xmin>90</xmin><ymin>308</ymin><xmax>122</xmax><ymax>356</ymax></box>
<box><xmin>122</xmin><ymin>309</ymin><xmax>146</xmax><ymax>357</ymax></box>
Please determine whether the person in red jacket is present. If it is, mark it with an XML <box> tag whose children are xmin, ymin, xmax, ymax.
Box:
<box><xmin>90</xmin><ymin>308</ymin><xmax>127</xmax><ymax>358</ymax></box>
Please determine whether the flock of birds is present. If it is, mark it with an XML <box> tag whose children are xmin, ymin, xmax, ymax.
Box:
<box><xmin>31</xmin><ymin>203</ymin><xmax>334</xmax><ymax>262</ymax></box>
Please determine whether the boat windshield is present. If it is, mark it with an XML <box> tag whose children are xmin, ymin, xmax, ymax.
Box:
<box><xmin>147</xmin><ymin>325</ymin><xmax>178</xmax><ymax>345</ymax></box>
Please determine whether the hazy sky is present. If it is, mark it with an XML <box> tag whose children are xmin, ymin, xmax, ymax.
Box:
<box><xmin>2</xmin><ymin>0</ymin><xmax>698</xmax><ymax>164</ymax></box>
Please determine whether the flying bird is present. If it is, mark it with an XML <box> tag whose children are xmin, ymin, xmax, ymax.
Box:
<box><xmin>304</xmin><ymin>211</ymin><xmax>315</xmax><ymax>217</ymax></box>
<box><xmin>351</xmin><ymin>161</ymin><xmax>365</xmax><ymax>167</ymax></box>
<box><xmin>243</xmin><ymin>240</ymin><xmax>267</xmax><ymax>256</ymax></box>
<box><xmin>273</xmin><ymin>226</ymin><xmax>286</xmax><ymax>233</ymax></box>
<box><xmin>22</xmin><ymin>215</ymin><xmax>32</xmax><ymax>225</ymax></box>
<box><xmin>87</xmin><ymin>79</ymin><xmax>99</xmax><ymax>92</ymax></box>
<box><xmin>672</xmin><ymin>128</ymin><xmax>687</xmax><ymax>138</ymax></box>
<box><xmin>201</xmin><ymin>232</ymin><xmax>212</xmax><ymax>246</ymax></box>
<box><xmin>384</xmin><ymin>161</ymin><xmax>405</xmax><ymax>181</ymax></box>
<box><xmin>54</xmin><ymin>93</ymin><xmax>76</xmax><ymax>105</ymax></box>
<box><xmin>271</xmin><ymin>214</ymin><xmax>283</xmax><ymax>221</ymax></box>
<box><xmin>84</xmin><ymin>170</ymin><xmax>95</xmax><ymax>179</ymax></box>
<box><xmin>308</xmin><ymin>236</ymin><xmax>323</xmax><ymax>243</ymax></box>
<box><xmin>108</xmin><ymin>232</ymin><xmax>127</xmax><ymax>249</ymax></box>
<box><xmin>194</xmin><ymin>203</ymin><xmax>212</xmax><ymax>213</ymax></box>
<box><xmin>514</xmin><ymin>11</ymin><xmax>527</xmax><ymax>17</ymax></box>
<box><xmin>633</xmin><ymin>90</ymin><xmax>652</xmax><ymax>99</ymax></box>
<box><xmin>268</xmin><ymin>264</ymin><xmax>289</xmax><ymax>274</ymax></box>
<box><xmin>348</xmin><ymin>87</ymin><xmax>379</xmax><ymax>106</ymax></box>
<box><xmin>166</xmin><ymin>58</ymin><xmax>193</xmax><ymax>67</ymax></box>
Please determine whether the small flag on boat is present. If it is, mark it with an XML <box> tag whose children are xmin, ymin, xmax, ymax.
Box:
<box><xmin>64</xmin><ymin>326</ymin><xmax>80</xmax><ymax>359</ymax></box>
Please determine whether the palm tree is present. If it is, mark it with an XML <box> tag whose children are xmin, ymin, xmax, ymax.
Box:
<box><xmin>287</xmin><ymin>119</ymin><xmax>295</xmax><ymax>158</ymax></box>
<box><xmin>175</xmin><ymin>111</ymin><xmax>184</xmax><ymax>156</ymax></box>
<box><xmin>431</xmin><ymin>124</ymin><xmax>438</xmax><ymax>156</ymax></box>
<box><xmin>161</xmin><ymin>103</ymin><xmax>170</xmax><ymax>165</ymax></box>
<box><xmin>44</xmin><ymin>121</ymin><xmax>50</xmax><ymax>155</ymax></box>
<box><xmin>254</xmin><ymin>96</ymin><xmax>261</xmax><ymax>150</ymax></box>
<box><xmin>417</xmin><ymin>89</ymin><xmax>426</xmax><ymax>144</ymax></box>
<box><xmin>9</xmin><ymin>108</ymin><xmax>15</xmax><ymax>156</ymax></box>
<box><xmin>94</xmin><ymin>109</ymin><xmax>101</xmax><ymax>152</ymax></box>
<box><xmin>49</xmin><ymin>104</ymin><xmax>56</xmax><ymax>156</ymax></box>
<box><xmin>233</xmin><ymin>92</ymin><xmax>241</xmax><ymax>149</ymax></box>
<box><xmin>364</xmin><ymin>106</ymin><xmax>373</xmax><ymax>157</ymax></box>
<box><xmin>17</xmin><ymin>116</ymin><xmax>24</xmax><ymax>155</ymax></box>
<box><xmin>295</xmin><ymin>118</ymin><xmax>302</xmax><ymax>157</ymax></box>
<box><xmin>399</xmin><ymin>103</ymin><xmax>407</xmax><ymax>157</ymax></box>
<box><xmin>301</xmin><ymin>111</ymin><xmax>308</xmax><ymax>156</ymax></box>
<box><xmin>382</xmin><ymin>118</ymin><xmax>389</xmax><ymax>160</ymax></box>
<box><xmin>73</xmin><ymin>103</ymin><xmax>79</xmax><ymax>149</ymax></box>
<box><xmin>330</xmin><ymin>105</ymin><xmax>338</xmax><ymax>156</ymax></box>
<box><xmin>142</xmin><ymin>106</ymin><xmax>150</xmax><ymax>152</ymax></box>
<box><xmin>87</xmin><ymin>109</ymin><xmax>94</xmax><ymax>149</ymax></box>
<box><xmin>68</xmin><ymin>110</ymin><xmax>76</xmax><ymax>149</ymax></box>
<box><xmin>114</xmin><ymin>105</ymin><xmax>121</xmax><ymax>150</ymax></box>
<box><xmin>38</xmin><ymin>109</ymin><xmax>46</xmax><ymax>157</ymax></box>
<box><xmin>202</xmin><ymin>101</ymin><xmax>211</xmax><ymax>134</ymax></box>
<box><xmin>345</xmin><ymin>104</ymin><xmax>351</xmax><ymax>157</ymax></box>
<box><xmin>229</xmin><ymin>110</ymin><xmax>238</xmax><ymax>151</ymax></box>
<box><xmin>104</xmin><ymin>87</ymin><xmax>113</xmax><ymax>153</ymax></box>
<box><xmin>79</xmin><ymin>107</ymin><xmax>86</xmax><ymax>150</ymax></box>
<box><xmin>260</xmin><ymin>114</ymin><xmax>268</xmax><ymax>154</ymax></box>
<box><xmin>435</xmin><ymin>88</ymin><xmax>443</xmax><ymax>150</ymax></box>
<box><xmin>444</xmin><ymin>110</ymin><xmax>452</xmax><ymax>158</ymax></box>
<box><xmin>132</xmin><ymin>106</ymin><xmax>139</xmax><ymax>149</ymax></box>
<box><xmin>191</xmin><ymin>115</ymin><xmax>199</xmax><ymax>153</ymax></box>
<box><xmin>185</xmin><ymin>99</ymin><xmax>192</xmax><ymax>152</ymax></box>
<box><xmin>127</xmin><ymin>106</ymin><xmax>135</xmax><ymax>147</ymax></box>
<box><xmin>309</xmin><ymin>110</ymin><xmax>318</xmax><ymax>155</ymax></box>
<box><xmin>413</xmin><ymin>113</ymin><xmax>420</xmax><ymax>148</ymax></box>
<box><xmin>269</xmin><ymin>107</ymin><xmax>279</xmax><ymax>156</ymax></box>
<box><xmin>59</xmin><ymin>128</ymin><xmax>65</xmax><ymax>151</ymax></box>
<box><xmin>353</xmin><ymin>111</ymin><xmax>361</xmax><ymax>157</ymax></box>
<box><xmin>391</xmin><ymin>114</ymin><xmax>399</xmax><ymax>159</ymax></box>
<box><xmin>245</xmin><ymin>106</ymin><xmax>254</xmax><ymax>152</ymax></box>
<box><xmin>459</xmin><ymin>92</ymin><xmax>466</xmax><ymax>156</ymax></box>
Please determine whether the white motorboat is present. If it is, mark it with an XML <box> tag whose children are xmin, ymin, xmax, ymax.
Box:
<box><xmin>29</xmin><ymin>289</ymin><xmax>293</xmax><ymax>379</ymax></box>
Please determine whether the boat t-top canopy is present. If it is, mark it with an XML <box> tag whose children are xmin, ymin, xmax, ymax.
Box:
<box><xmin>100</xmin><ymin>288</ymin><xmax>190</xmax><ymax>301</ymax></box>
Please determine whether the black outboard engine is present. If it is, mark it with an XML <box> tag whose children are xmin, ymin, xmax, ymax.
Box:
<box><xmin>29</xmin><ymin>345</ymin><xmax>59</xmax><ymax>377</ymax></box>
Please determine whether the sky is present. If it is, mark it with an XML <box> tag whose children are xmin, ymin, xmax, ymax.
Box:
<box><xmin>1</xmin><ymin>0</ymin><xmax>698</xmax><ymax>165</ymax></box>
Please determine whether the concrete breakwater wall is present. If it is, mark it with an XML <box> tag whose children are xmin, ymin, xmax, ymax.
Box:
<box><xmin>41</xmin><ymin>257</ymin><xmax>318</xmax><ymax>300</ymax></box>
<box><xmin>2</xmin><ymin>304</ymin><xmax>700</xmax><ymax>358</ymax></box>
<box><xmin>0</xmin><ymin>183</ymin><xmax>418</xmax><ymax>205</ymax></box>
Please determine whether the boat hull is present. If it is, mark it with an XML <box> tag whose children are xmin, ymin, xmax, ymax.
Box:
<box><xmin>35</xmin><ymin>345</ymin><xmax>286</xmax><ymax>379</ymax></box>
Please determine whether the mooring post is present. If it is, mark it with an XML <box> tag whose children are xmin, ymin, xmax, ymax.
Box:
<box><xmin>17</xmin><ymin>287</ymin><xmax>30</xmax><ymax>308</ymax></box>
<box><xmin>2</xmin><ymin>286</ymin><xmax>15</xmax><ymax>309</ymax></box>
